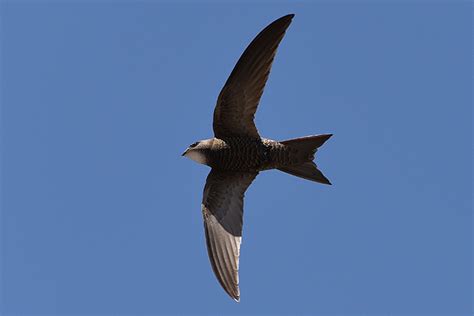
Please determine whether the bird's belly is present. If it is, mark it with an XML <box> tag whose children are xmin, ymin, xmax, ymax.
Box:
<box><xmin>210</xmin><ymin>148</ymin><xmax>265</xmax><ymax>171</ymax></box>
<box><xmin>209</xmin><ymin>138</ymin><xmax>287</xmax><ymax>171</ymax></box>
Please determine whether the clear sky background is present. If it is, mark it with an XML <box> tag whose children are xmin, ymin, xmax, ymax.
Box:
<box><xmin>1</xmin><ymin>1</ymin><xmax>471</xmax><ymax>315</ymax></box>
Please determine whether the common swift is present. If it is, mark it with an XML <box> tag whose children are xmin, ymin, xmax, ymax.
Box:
<box><xmin>183</xmin><ymin>14</ymin><xmax>332</xmax><ymax>301</ymax></box>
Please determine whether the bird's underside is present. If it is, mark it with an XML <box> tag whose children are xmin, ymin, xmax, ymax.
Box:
<box><xmin>205</xmin><ymin>137</ymin><xmax>301</xmax><ymax>172</ymax></box>
<box><xmin>182</xmin><ymin>14</ymin><xmax>332</xmax><ymax>301</ymax></box>
<box><xmin>204</xmin><ymin>136</ymin><xmax>331</xmax><ymax>173</ymax></box>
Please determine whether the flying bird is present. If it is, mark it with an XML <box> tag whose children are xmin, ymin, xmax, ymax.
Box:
<box><xmin>182</xmin><ymin>14</ymin><xmax>332</xmax><ymax>301</ymax></box>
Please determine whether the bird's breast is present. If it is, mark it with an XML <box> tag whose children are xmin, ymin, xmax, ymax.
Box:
<box><xmin>207</xmin><ymin>138</ymin><xmax>264</xmax><ymax>171</ymax></box>
<box><xmin>208</xmin><ymin>137</ymin><xmax>288</xmax><ymax>171</ymax></box>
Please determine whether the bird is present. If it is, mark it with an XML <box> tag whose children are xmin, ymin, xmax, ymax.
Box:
<box><xmin>182</xmin><ymin>14</ymin><xmax>332</xmax><ymax>302</ymax></box>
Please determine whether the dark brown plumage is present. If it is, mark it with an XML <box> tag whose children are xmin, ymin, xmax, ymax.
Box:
<box><xmin>183</xmin><ymin>14</ymin><xmax>332</xmax><ymax>301</ymax></box>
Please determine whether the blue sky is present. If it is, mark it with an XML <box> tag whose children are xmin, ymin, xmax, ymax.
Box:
<box><xmin>1</xmin><ymin>1</ymin><xmax>471</xmax><ymax>315</ymax></box>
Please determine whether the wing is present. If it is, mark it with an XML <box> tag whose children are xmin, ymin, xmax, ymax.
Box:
<box><xmin>213</xmin><ymin>14</ymin><xmax>294</xmax><ymax>139</ymax></box>
<box><xmin>202</xmin><ymin>169</ymin><xmax>258</xmax><ymax>301</ymax></box>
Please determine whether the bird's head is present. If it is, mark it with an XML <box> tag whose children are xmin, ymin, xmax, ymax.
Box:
<box><xmin>182</xmin><ymin>138</ymin><xmax>213</xmax><ymax>165</ymax></box>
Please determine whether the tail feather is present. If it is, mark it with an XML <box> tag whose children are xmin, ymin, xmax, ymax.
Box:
<box><xmin>277</xmin><ymin>134</ymin><xmax>332</xmax><ymax>185</ymax></box>
<box><xmin>280</xmin><ymin>134</ymin><xmax>332</xmax><ymax>158</ymax></box>
<box><xmin>278</xmin><ymin>162</ymin><xmax>331</xmax><ymax>185</ymax></box>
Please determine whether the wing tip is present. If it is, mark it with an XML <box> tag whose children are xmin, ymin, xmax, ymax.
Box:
<box><xmin>224</xmin><ymin>284</ymin><xmax>240</xmax><ymax>302</ymax></box>
<box><xmin>222</xmin><ymin>286</ymin><xmax>240</xmax><ymax>302</ymax></box>
<box><xmin>279</xmin><ymin>14</ymin><xmax>295</xmax><ymax>25</ymax></box>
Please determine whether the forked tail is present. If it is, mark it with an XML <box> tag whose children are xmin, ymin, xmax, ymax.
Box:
<box><xmin>277</xmin><ymin>134</ymin><xmax>332</xmax><ymax>185</ymax></box>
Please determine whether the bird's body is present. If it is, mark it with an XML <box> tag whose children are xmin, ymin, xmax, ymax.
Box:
<box><xmin>188</xmin><ymin>136</ymin><xmax>331</xmax><ymax>173</ymax></box>
<box><xmin>191</xmin><ymin>137</ymin><xmax>288</xmax><ymax>171</ymax></box>
<box><xmin>182</xmin><ymin>14</ymin><xmax>332</xmax><ymax>301</ymax></box>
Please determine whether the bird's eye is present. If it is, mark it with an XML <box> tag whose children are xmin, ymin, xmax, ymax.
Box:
<box><xmin>190</xmin><ymin>142</ymin><xmax>199</xmax><ymax>148</ymax></box>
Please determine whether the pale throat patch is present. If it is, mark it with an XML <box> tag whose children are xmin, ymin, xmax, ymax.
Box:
<box><xmin>185</xmin><ymin>150</ymin><xmax>208</xmax><ymax>165</ymax></box>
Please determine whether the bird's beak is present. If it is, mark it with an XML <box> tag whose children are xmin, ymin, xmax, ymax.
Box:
<box><xmin>181</xmin><ymin>149</ymin><xmax>188</xmax><ymax>157</ymax></box>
